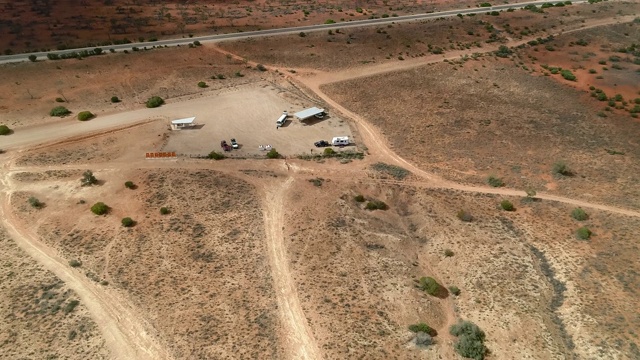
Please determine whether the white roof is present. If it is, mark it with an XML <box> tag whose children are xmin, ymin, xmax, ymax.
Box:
<box><xmin>171</xmin><ymin>117</ymin><xmax>196</xmax><ymax>124</ymax></box>
<box><xmin>294</xmin><ymin>107</ymin><xmax>324</xmax><ymax>119</ymax></box>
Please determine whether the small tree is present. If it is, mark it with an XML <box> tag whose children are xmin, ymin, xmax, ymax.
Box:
<box><xmin>449</xmin><ymin>286</ymin><xmax>461</xmax><ymax>296</ymax></box>
<box><xmin>80</xmin><ymin>170</ymin><xmax>98</xmax><ymax>186</ymax></box>
<box><xmin>28</xmin><ymin>197</ymin><xmax>44</xmax><ymax>208</ymax></box>
<box><xmin>121</xmin><ymin>217</ymin><xmax>135</xmax><ymax>227</ymax></box>
<box><xmin>266</xmin><ymin>148</ymin><xmax>280</xmax><ymax>159</ymax></box>
<box><xmin>450</xmin><ymin>320</ymin><xmax>487</xmax><ymax>360</ymax></box>
<box><xmin>0</xmin><ymin>125</ymin><xmax>11</xmax><ymax>135</ymax></box>
<box><xmin>77</xmin><ymin>111</ymin><xmax>94</xmax><ymax>121</ymax></box>
<box><xmin>487</xmin><ymin>176</ymin><xmax>504</xmax><ymax>187</ymax></box>
<box><xmin>197</xmin><ymin>81</ymin><xmax>208</xmax><ymax>88</ymax></box>
<box><xmin>50</xmin><ymin>106</ymin><xmax>71</xmax><ymax>117</ymax></box>
<box><xmin>208</xmin><ymin>151</ymin><xmax>225</xmax><ymax>160</ymax></box>
<box><xmin>111</xmin><ymin>96</ymin><xmax>120</xmax><ymax>103</ymax></box>
<box><xmin>457</xmin><ymin>209</ymin><xmax>473</xmax><ymax>222</ymax></box>
<box><xmin>124</xmin><ymin>181</ymin><xmax>135</xmax><ymax>189</ymax></box>
<box><xmin>146</xmin><ymin>96</ymin><xmax>164</xmax><ymax>108</ymax></box>
<box><xmin>28</xmin><ymin>54</ymin><xmax>37</xmax><ymax>62</ymax></box>
<box><xmin>571</xmin><ymin>208</ymin><xmax>588</xmax><ymax>221</ymax></box>
<box><xmin>576</xmin><ymin>226</ymin><xmax>592</xmax><ymax>240</ymax></box>
<box><xmin>354</xmin><ymin>194</ymin><xmax>365</xmax><ymax>202</ymax></box>
<box><xmin>500</xmin><ymin>200</ymin><xmax>514</xmax><ymax>211</ymax></box>
<box><xmin>323</xmin><ymin>148</ymin><xmax>336</xmax><ymax>156</ymax></box>
<box><xmin>419</xmin><ymin>277</ymin><xmax>441</xmax><ymax>296</ymax></box>
<box><xmin>160</xmin><ymin>207</ymin><xmax>170</xmax><ymax>215</ymax></box>
<box><xmin>408</xmin><ymin>323</ymin><xmax>437</xmax><ymax>336</ymax></box>
<box><xmin>552</xmin><ymin>161</ymin><xmax>570</xmax><ymax>176</ymax></box>
<box><xmin>68</xmin><ymin>259</ymin><xmax>82</xmax><ymax>267</ymax></box>
<box><xmin>91</xmin><ymin>202</ymin><xmax>109</xmax><ymax>215</ymax></box>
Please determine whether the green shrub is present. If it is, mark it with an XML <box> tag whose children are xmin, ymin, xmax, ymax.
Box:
<box><xmin>487</xmin><ymin>176</ymin><xmax>504</xmax><ymax>187</ymax></box>
<box><xmin>266</xmin><ymin>148</ymin><xmax>280</xmax><ymax>159</ymax></box>
<box><xmin>500</xmin><ymin>200</ymin><xmax>514</xmax><ymax>211</ymax></box>
<box><xmin>371</xmin><ymin>162</ymin><xmax>410</xmax><ymax>180</ymax></box>
<box><xmin>68</xmin><ymin>259</ymin><xmax>82</xmax><ymax>267</ymax></box>
<box><xmin>444</xmin><ymin>249</ymin><xmax>454</xmax><ymax>257</ymax></box>
<box><xmin>64</xmin><ymin>300</ymin><xmax>80</xmax><ymax>314</ymax></box>
<box><xmin>560</xmin><ymin>69</ymin><xmax>576</xmax><ymax>81</ymax></box>
<box><xmin>55</xmin><ymin>97</ymin><xmax>65</xmax><ymax>102</ymax></box>
<box><xmin>449</xmin><ymin>286</ymin><xmax>461</xmax><ymax>296</ymax></box>
<box><xmin>50</xmin><ymin>106</ymin><xmax>71</xmax><ymax>117</ymax></box>
<box><xmin>588</xmin><ymin>69</ymin><xmax>597</xmax><ymax>74</ymax></box>
<box><xmin>256</xmin><ymin>64</ymin><xmax>267</xmax><ymax>71</ymax></box>
<box><xmin>419</xmin><ymin>276</ymin><xmax>441</xmax><ymax>296</ymax></box>
<box><xmin>450</xmin><ymin>320</ymin><xmax>487</xmax><ymax>360</ymax></box>
<box><xmin>77</xmin><ymin>111</ymin><xmax>94</xmax><ymax>121</ymax></box>
<box><xmin>234</xmin><ymin>71</ymin><xmax>244</xmax><ymax>77</ymax></box>
<box><xmin>354</xmin><ymin>194</ymin><xmax>366</xmax><ymax>202</ymax></box>
<box><xmin>28</xmin><ymin>197</ymin><xmax>44</xmax><ymax>208</ymax></box>
<box><xmin>124</xmin><ymin>181</ymin><xmax>135</xmax><ymax>189</ymax></box>
<box><xmin>193</xmin><ymin>40</ymin><xmax>201</xmax><ymax>46</ymax></box>
<box><xmin>0</xmin><ymin>125</ymin><xmax>11</xmax><ymax>135</ymax></box>
<box><xmin>145</xmin><ymin>96</ymin><xmax>164</xmax><ymax>108</ymax></box>
<box><xmin>571</xmin><ymin>208</ymin><xmax>588</xmax><ymax>221</ymax></box>
<box><xmin>495</xmin><ymin>45</ymin><xmax>512</xmax><ymax>58</ymax></box>
<box><xmin>111</xmin><ymin>96</ymin><xmax>120</xmax><ymax>103</ymax></box>
<box><xmin>457</xmin><ymin>210</ymin><xmax>473</xmax><ymax>222</ymax></box>
<box><xmin>299</xmin><ymin>31</ymin><xmax>307</xmax><ymax>37</ymax></box>
<box><xmin>197</xmin><ymin>81</ymin><xmax>208</xmax><ymax>88</ymax></box>
<box><xmin>325</xmin><ymin>19</ymin><xmax>336</xmax><ymax>24</ymax></box>
<box><xmin>365</xmin><ymin>200</ymin><xmax>388</xmax><ymax>211</ymax></box>
<box><xmin>308</xmin><ymin>178</ymin><xmax>324</xmax><ymax>187</ymax></box>
<box><xmin>323</xmin><ymin>148</ymin><xmax>336</xmax><ymax>156</ymax></box>
<box><xmin>208</xmin><ymin>151</ymin><xmax>225</xmax><ymax>160</ymax></box>
<box><xmin>160</xmin><ymin>207</ymin><xmax>170</xmax><ymax>215</ymax></box>
<box><xmin>121</xmin><ymin>217</ymin><xmax>135</xmax><ymax>227</ymax></box>
<box><xmin>408</xmin><ymin>323</ymin><xmax>436</xmax><ymax>336</ymax></box>
<box><xmin>91</xmin><ymin>202</ymin><xmax>109</xmax><ymax>215</ymax></box>
<box><xmin>552</xmin><ymin>161</ymin><xmax>570</xmax><ymax>176</ymax></box>
<box><xmin>80</xmin><ymin>170</ymin><xmax>98</xmax><ymax>186</ymax></box>
<box><xmin>29</xmin><ymin>54</ymin><xmax>37</xmax><ymax>62</ymax></box>
<box><xmin>576</xmin><ymin>226</ymin><xmax>592</xmax><ymax>240</ymax></box>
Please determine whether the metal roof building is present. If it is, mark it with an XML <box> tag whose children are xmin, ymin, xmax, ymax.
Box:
<box><xmin>170</xmin><ymin>117</ymin><xmax>196</xmax><ymax>130</ymax></box>
<box><xmin>294</xmin><ymin>107</ymin><xmax>325</xmax><ymax>120</ymax></box>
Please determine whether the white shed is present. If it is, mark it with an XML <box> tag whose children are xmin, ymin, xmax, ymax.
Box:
<box><xmin>171</xmin><ymin>117</ymin><xmax>196</xmax><ymax>130</ymax></box>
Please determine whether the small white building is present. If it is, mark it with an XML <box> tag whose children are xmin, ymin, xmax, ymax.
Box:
<box><xmin>170</xmin><ymin>117</ymin><xmax>196</xmax><ymax>130</ymax></box>
<box><xmin>294</xmin><ymin>107</ymin><xmax>326</xmax><ymax>121</ymax></box>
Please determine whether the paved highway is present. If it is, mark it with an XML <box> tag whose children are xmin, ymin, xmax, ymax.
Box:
<box><xmin>0</xmin><ymin>0</ymin><xmax>591</xmax><ymax>64</ymax></box>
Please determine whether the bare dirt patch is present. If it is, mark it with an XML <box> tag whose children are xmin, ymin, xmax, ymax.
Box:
<box><xmin>323</xmin><ymin>60</ymin><xmax>640</xmax><ymax>210</ymax></box>
<box><xmin>0</xmin><ymin>229</ymin><xmax>108</xmax><ymax>360</ymax></box>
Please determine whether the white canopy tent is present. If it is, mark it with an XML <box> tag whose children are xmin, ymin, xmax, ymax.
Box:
<box><xmin>294</xmin><ymin>107</ymin><xmax>325</xmax><ymax>121</ymax></box>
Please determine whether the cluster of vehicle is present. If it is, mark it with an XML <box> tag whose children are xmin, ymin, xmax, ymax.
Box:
<box><xmin>221</xmin><ymin>138</ymin><xmax>239</xmax><ymax>152</ymax></box>
<box><xmin>314</xmin><ymin>136</ymin><xmax>350</xmax><ymax>148</ymax></box>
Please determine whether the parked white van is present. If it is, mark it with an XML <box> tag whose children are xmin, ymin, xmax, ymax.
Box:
<box><xmin>276</xmin><ymin>111</ymin><xmax>288</xmax><ymax>127</ymax></box>
<box><xmin>331</xmin><ymin>136</ymin><xmax>350</xmax><ymax>146</ymax></box>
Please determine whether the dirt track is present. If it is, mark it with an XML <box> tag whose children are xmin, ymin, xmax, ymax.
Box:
<box><xmin>1</xmin><ymin>11</ymin><xmax>639</xmax><ymax>360</ymax></box>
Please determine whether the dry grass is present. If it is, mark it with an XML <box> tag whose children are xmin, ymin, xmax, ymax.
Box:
<box><xmin>0</xmin><ymin>229</ymin><xmax>108</xmax><ymax>359</ymax></box>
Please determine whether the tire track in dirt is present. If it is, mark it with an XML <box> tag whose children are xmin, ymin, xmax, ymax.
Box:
<box><xmin>263</xmin><ymin>177</ymin><xmax>322</xmax><ymax>360</ymax></box>
<box><xmin>0</xmin><ymin>171</ymin><xmax>171</xmax><ymax>360</ymax></box>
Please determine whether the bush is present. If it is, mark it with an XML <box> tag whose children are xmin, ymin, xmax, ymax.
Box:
<box><xmin>50</xmin><ymin>106</ymin><xmax>71</xmax><ymax>117</ymax></box>
<box><xmin>354</xmin><ymin>194</ymin><xmax>366</xmax><ymax>202</ymax></box>
<box><xmin>371</xmin><ymin>162</ymin><xmax>410</xmax><ymax>180</ymax></box>
<box><xmin>68</xmin><ymin>259</ymin><xmax>82</xmax><ymax>267</ymax></box>
<box><xmin>266</xmin><ymin>148</ymin><xmax>280</xmax><ymax>159</ymax></box>
<box><xmin>495</xmin><ymin>45</ymin><xmax>512</xmax><ymax>58</ymax></box>
<box><xmin>55</xmin><ymin>97</ymin><xmax>65</xmax><ymax>102</ymax></box>
<box><xmin>110</xmin><ymin>96</ymin><xmax>120</xmax><ymax>103</ymax></box>
<box><xmin>193</xmin><ymin>40</ymin><xmax>201</xmax><ymax>46</ymax></box>
<box><xmin>323</xmin><ymin>148</ymin><xmax>336</xmax><ymax>156</ymax></box>
<box><xmin>80</xmin><ymin>170</ymin><xmax>98</xmax><ymax>186</ymax></box>
<box><xmin>415</xmin><ymin>332</ymin><xmax>433</xmax><ymax>346</ymax></box>
<box><xmin>408</xmin><ymin>323</ymin><xmax>437</xmax><ymax>336</ymax></box>
<box><xmin>256</xmin><ymin>63</ymin><xmax>267</xmax><ymax>71</ymax></box>
<box><xmin>208</xmin><ymin>151</ymin><xmax>225</xmax><ymax>160</ymax></box>
<box><xmin>449</xmin><ymin>320</ymin><xmax>487</xmax><ymax>360</ymax></box>
<box><xmin>571</xmin><ymin>208</ymin><xmax>588</xmax><ymax>221</ymax></box>
<box><xmin>299</xmin><ymin>31</ymin><xmax>307</xmax><ymax>37</ymax></box>
<box><xmin>77</xmin><ymin>111</ymin><xmax>94</xmax><ymax>121</ymax></box>
<box><xmin>160</xmin><ymin>207</ymin><xmax>170</xmax><ymax>215</ymax></box>
<box><xmin>457</xmin><ymin>210</ymin><xmax>473</xmax><ymax>222</ymax></box>
<box><xmin>0</xmin><ymin>125</ymin><xmax>11</xmax><ymax>135</ymax></box>
<box><xmin>560</xmin><ymin>69</ymin><xmax>577</xmax><ymax>81</ymax></box>
<box><xmin>29</xmin><ymin>54</ymin><xmax>37</xmax><ymax>62</ymax></box>
<box><xmin>365</xmin><ymin>200</ymin><xmax>388</xmax><ymax>211</ymax></box>
<box><xmin>449</xmin><ymin>286</ymin><xmax>461</xmax><ymax>296</ymax></box>
<box><xmin>124</xmin><ymin>181</ymin><xmax>135</xmax><ymax>189</ymax></box>
<box><xmin>64</xmin><ymin>300</ymin><xmax>80</xmax><ymax>314</ymax></box>
<box><xmin>576</xmin><ymin>226</ymin><xmax>592</xmax><ymax>240</ymax></box>
<box><xmin>444</xmin><ymin>249</ymin><xmax>454</xmax><ymax>257</ymax></box>
<box><xmin>552</xmin><ymin>161</ymin><xmax>570</xmax><ymax>176</ymax></box>
<box><xmin>487</xmin><ymin>176</ymin><xmax>504</xmax><ymax>187</ymax></box>
<box><xmin>145</xmin><ymin>96</ymin><xmax>164</xmax><ymax>108</ymax></box>
<box><xmin>500</xmin><ymin>200</ymin><xmax>514</xmax><ymax>211</ymax></box>
<box><xmin>121</xmin><ymin>217</ymin><xmax>135</xmax><ymax>227</ymax></box>
<box><xmin>90</xmin><ymin>202</ymin><xmax>109</xmax><ymax>215</ymax></box>
<box><xmin>419</xmin><ymin>276</ymin><xmax>441</xmax><ymax>296</ymax></box>
<box><xmin>28</xmin><ymin>197</ymin><xmax>44</xmax><ymax>208</ymax></box>
<box><xmin>197</xmin><ymin>81</ymin><xmax>208</xmax><ymax>88</ymax></box>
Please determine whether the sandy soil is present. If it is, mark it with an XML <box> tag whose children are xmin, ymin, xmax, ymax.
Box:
<box><xmin>0</xmin><ymin>229</ymin><xmax>109</xmax><ymax>359</ymax></box>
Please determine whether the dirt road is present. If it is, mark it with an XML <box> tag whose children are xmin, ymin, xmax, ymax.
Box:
<box><xmin>263</xmin><ymin>177</ymin><xmax>322</xmax><ymax>360</ymax></box>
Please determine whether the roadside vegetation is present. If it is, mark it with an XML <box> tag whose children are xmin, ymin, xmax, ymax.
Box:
<box><xmin>450</xmin><ymin>320</ymin><xmax>488</xmax><ymax>360</ymax></box>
